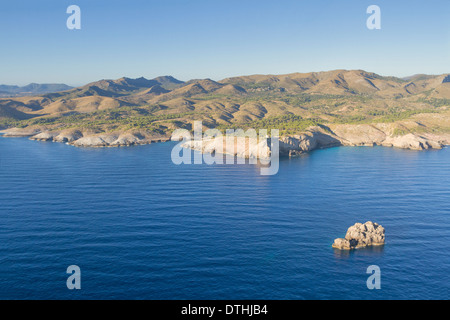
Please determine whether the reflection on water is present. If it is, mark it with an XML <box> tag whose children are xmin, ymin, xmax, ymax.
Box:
<box><xmin>333</xmin><ymin>245</ymin><xmax>385</xmax><ymax>259</ymax></box>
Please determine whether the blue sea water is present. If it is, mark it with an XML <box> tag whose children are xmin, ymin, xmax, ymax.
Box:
<box><xmin>0</xmin><ymin>136</ymin><xmax>449</xmax><ymax>300</ymax></box>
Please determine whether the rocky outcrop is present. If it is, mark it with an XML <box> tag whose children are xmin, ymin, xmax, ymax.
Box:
<box><xmin>1</xmin><ymin>120</ymin><xmax>447</xmax><ymax>152</ymax></box>
<box><xmin>181</xmin><ymin>128</ymin><xmax>342</xmax><ymax>159</ymax></box>
<box><xmin>30</xmin><ymin>131</ymin><xmax>59</xmax><ymax>141</ymax></box>
<box><xmin>279</xmin><ymin>129</ymin><xmax>341</xmax><ymax>156</ymax></box>
<box><xmin>327</xmin><ymin>123</ymin><xmax>444</xmax><ymax>150</ymax></box>
<box><xmin>110</xmin><ymin>132</ymin><xmax>146</xmax><ymax>146</ymax></box>
<box><xmin>70</xmin><ymin>132</ymin><xmax>169</xmax><ymax>147</ymax></box>
<box><xmin>0</xmin><ymin>127</ymin><xmax>169</xmax><ymax>147</ymax></box>
<box><xmin>54</xmin><ymin>129</ymin><xmax>84</xmax><ymax>143</ymax></box>
<box><xmin>382</xmin><ymin>133</ymin><xmax>442</xmax><ymax>150</ymax></box>
<box><xmin>181</xmin><ymin>123</ymin><xmax>445</xmax><ymax>160</ymax></box>
<box><xmin>332</xmin><ymin>221</ymin><xmax>385</xmax><ymax>250</ymax></box>
<box><xmin>71</xmin><ymin>134</ymin><xmax>119</xmax><ymax>147</ymax></box>
<box><xmin>182</xmin><ymin>136</ymin><xmax>272</xmax><ymax>159</ymax></box>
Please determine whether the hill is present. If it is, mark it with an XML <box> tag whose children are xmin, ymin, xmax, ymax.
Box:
<box><xmin>1</xmin><ymin>70</ymin><xmax>449</xmax><ymax>142</ymax></box>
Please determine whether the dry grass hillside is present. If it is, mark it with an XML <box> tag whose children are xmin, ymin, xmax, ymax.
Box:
<box><xmin>1</xmin><ymin>70</ymin><xmax>449</xmax><ymax>139</ymax></box>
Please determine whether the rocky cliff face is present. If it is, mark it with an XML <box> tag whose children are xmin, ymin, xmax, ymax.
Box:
<box><xmin>276</xmin><ymin>124</ymin><xmax>444</xmax><ymax>157</ymax></box>
<box><xmin>333</xmin><ymin>221</ymin><xmax>385</xmax><ymax>250</ymax></box>
<box><xmin>326</xmin><ymin>123</ymin><xmax>445</xmax><ymax>151</ymax></box>
<box><xmin>181</xmin><ymin>136</ymin><xmax>272</xmax><ymax>160</ymax></box>
<box><xmin>1</xmin><ymin>120</ymin><xmax>447</xmax><ymax>152</ymax></box>
<box><xmin>382</xmin><ymin>133</ymin><xmax>443</xmax><ymax>150</ymax></box>
<box><xmin>180</xmin><ymin>122</ymin><xmax>446</xmax><ymax>160</ymax></box>
<box><xmin>0</xmin><ymin>127</ymin><xmax>169</xmax><ymax>147</ymax></box>
<box><xmin>278</xmin><ymin>129</ymin><xmax>342</xmax><ymax>156</ymax></box>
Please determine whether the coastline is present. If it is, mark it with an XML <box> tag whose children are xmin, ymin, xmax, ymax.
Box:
<box><xmin>0</xmin><ymin>127</ymin><xmax>170</xmax><ymax>147</ymax></box>
<box><xmin>181</xmin><ymin>122</ymin><xmax>450</xmax><ymax>158</ymax></box>
<box><xmin>1</xmin><ymin>121</ymin><xmax>449</xmax><ymax>156</ymax></box>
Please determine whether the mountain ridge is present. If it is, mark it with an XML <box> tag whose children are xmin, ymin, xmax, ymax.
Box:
<box><xmin>0</xmin><ymin>83</ymin><xmax>73</xmax><ymax>97</ymax></box>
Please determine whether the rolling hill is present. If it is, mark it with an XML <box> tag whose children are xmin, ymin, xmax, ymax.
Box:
<box><xmin>1</xmin><ymin>70</ymin><xmax>449</xmax><ymax>140</ymax></box>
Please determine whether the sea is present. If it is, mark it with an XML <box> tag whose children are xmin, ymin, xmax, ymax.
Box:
<box><xmin>0</xmin><ymin>136</ymin><xmax>449</xmax><ymax>299</ymax></box>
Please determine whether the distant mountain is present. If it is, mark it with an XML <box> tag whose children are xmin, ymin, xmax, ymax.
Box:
<box><xmin>152</xmin><ymin>76</ymin><xmax>185</xmax><ymax>90</ymax></box>
<box><xmin>402</xmin><ymin>74</ymin><xmax>437</xmax><ymax>82</ymax></box>
<box><xmin>42</xmin><ymin>76</ymin><xmax>185</xmax><ymax>102</ymax></box>
<box><xmin>83</xmin><ymin>76</ymin><xmax>184</xmax><ymax>93</ymax></box>
<box><xmin>0</xmin><ymin>83</ymin><xmax>73</xmax><ymax>97</ymax></box>
<box><xmin>0</xmin><ymin>85</ymin><xmax>20</xmax><ymax>93</ymax></box>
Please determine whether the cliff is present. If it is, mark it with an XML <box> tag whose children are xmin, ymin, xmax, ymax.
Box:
<box><xmin>180</xmin><ymin>123</ymin><xmax>447</xmax><ymax>159</ymax></box>
<box><xmin>1</xmin><ymin>121</ymin><xmax>447</xmax><ymax>152</ymax></box>
<box><xmin>1</xmin><ymin>127</ymin><xmax>169</xmax><ymax>147</ymax></box>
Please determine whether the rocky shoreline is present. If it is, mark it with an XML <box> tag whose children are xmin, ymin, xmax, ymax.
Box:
<box><xmin>0</xmin><ymin>127</ymin><xmax>170</xmax><ymax>147</ymax></box>
<box><xmin>182</xmin><ymin>124</ymin><xmax>449</xmax><ymax>159</ymax></box>
<box><xmin>1</xmin><ymin>122</ymin><xmax>449</xmax><ymax>152</ymax></box>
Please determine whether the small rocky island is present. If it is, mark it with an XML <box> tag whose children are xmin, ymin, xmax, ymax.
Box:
<box><xmin>332</xmin><ymin>221</ymin><xmax>385</xmax><ymax>250</ymax></box>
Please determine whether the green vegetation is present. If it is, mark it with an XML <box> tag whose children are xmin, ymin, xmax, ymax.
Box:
<box><xmin>329</xmin><ymin>108</ymin><xmax>439</xmax><ymax>125</ymax></box>
<box><xmin>1</xmin><ymin>70</ymin><xmax>449</xmax><ymax>137</ymax></box>
<box><xmin>392</xmin><ymin>127</ymin><xmax>411</xmax><ymax>136</ymax></box>
<box><xmin>216</xmin><ymin>115</ymin><xmax>324</xmax><ymax>135</ymax></box>
<box><xmin>0</xmin><ymin>106</ymin><xmax>195</xmax><ymax>133</ymax></box>
<box><xmin>0</xmin><ymin>96</ymin><xmax>446</xmax><ymax>136</ymax></box>
<box><xmin>372</xmin><ymin>109</ymin><xmax>438</xmax><ymax>123</ymax></box>
<box><xmin>417</xmin><ymin>97</ymin><xmax>450</xmax><ymax>107</ymax></box>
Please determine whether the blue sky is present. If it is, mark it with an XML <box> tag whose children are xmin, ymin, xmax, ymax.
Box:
<box><xmin>0</xmin><ymin>0</ymin><xmax>449</xmax><ymax>86</ymax></box>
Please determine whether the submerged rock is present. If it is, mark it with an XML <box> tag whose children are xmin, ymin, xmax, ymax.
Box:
<box><xmin>332</xmin><ymin>221</ymin><xmax>385</xmax><ymax>250</ymax></box>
